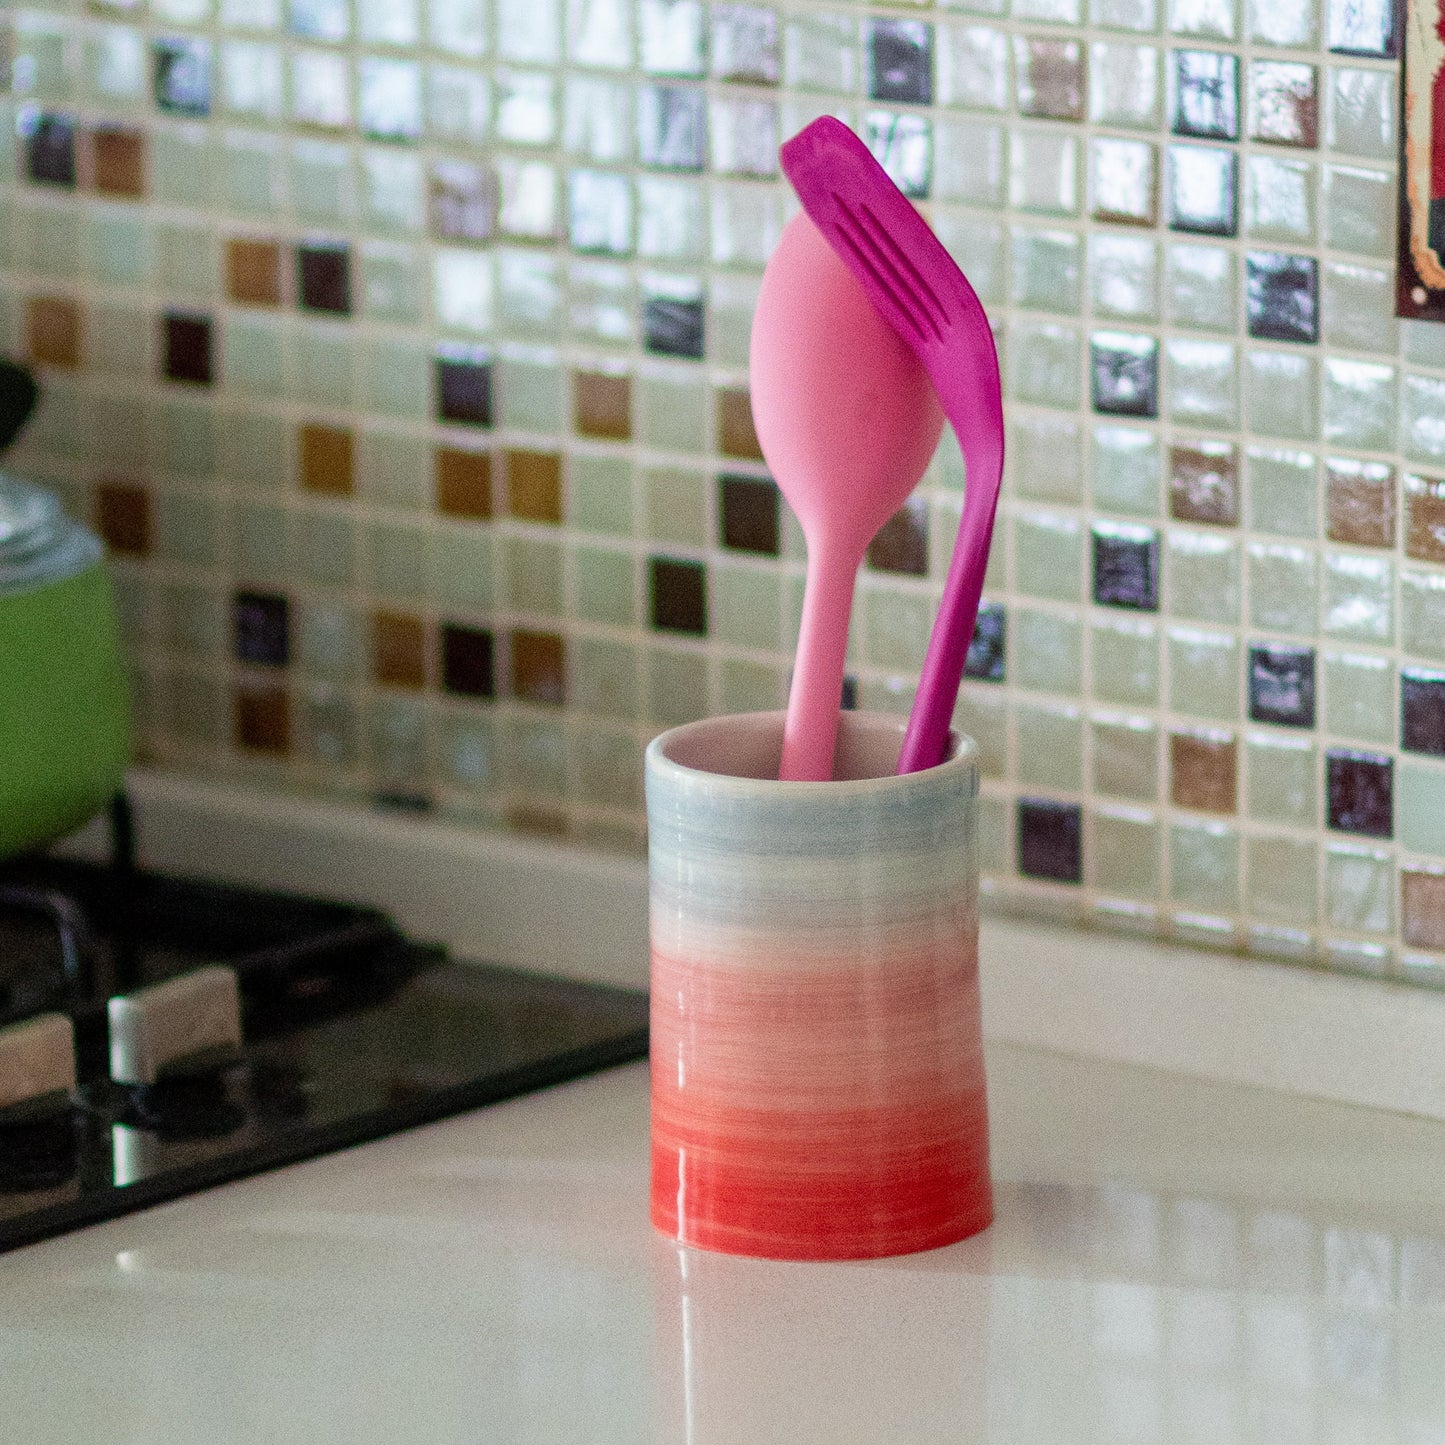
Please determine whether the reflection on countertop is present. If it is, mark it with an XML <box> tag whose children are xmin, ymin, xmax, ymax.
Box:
<box><xmin>0</xmin><ymin>1045</ymin><xmax>1441</xmax><ymax>1444</ymax></box>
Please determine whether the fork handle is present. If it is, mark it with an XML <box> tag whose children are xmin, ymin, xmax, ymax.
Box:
<box><xmin>896</xmin><ymin>423</ymin><xmax>1004</xmax><ymax>775</ymax></box>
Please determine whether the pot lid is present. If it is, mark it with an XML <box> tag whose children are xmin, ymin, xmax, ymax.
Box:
<box><xmin>0</xmin><ymin>474</ymin><xmax>101</xmax><ymax>596</ymax></box>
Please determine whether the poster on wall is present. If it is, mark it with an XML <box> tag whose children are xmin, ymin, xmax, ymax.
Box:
<box><xmin>1400</xmin><ymin>0</ymin><xmax>1445</xmax><ymax>317</ymax></box>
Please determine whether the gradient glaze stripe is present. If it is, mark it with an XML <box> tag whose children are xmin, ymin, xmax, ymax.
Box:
<box><xmin>651</xmin><ymin>948</ymin><xmax>984</xmax><ymax>1107</ymax></box>
<box><xmin>650</xmin><ymin>904</ymin><xmax>978</xmax><ymax>971</ymax></box>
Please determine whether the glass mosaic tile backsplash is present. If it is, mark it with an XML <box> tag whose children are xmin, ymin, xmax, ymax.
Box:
<box><xmin>4</xmin><ymin>0</ymin><xmax>1445</xmax><ymax>984</ymax></box>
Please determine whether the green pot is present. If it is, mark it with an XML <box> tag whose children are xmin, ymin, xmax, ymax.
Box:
<box><xmin>0</xmin><ymin>476</ymin><xmax>130</xmax><ymax>858</ymax></box>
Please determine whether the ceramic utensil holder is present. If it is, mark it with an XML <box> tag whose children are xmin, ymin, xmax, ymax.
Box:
<box><xmin>645</xmin><ymin>710</ymin><xmax>993</xmax><ymax>1261</ymax></box>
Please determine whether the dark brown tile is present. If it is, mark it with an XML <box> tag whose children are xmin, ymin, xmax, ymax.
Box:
<box><xmin>1403</xmin><ymin>869</ymin><xmax>1445</xmax><ymax>951</ymax></box>
<box><xmin>435</xmin><ymin>446</ymin><xmax>492</xmax><ymax>519</ymax></box>
<box><xmin>716</xmin><ymin>388</ymin><xmax>764</xmax><ymax>460</ymax></box>
<box><xmin>162</xmin><ymin>312</ymin><xmax>214</xmax><ymax>385</ymax></box>
<box><xmin>435</xmin><ymin>353</ymin><xmax>492</xmax><ymax>427</ymax></box>
<box><xmin>1017</xmin><ymin>799</ymin><xmax>1082</xmax><ymax>882</ymax></box>
<box><xmin>1325</xmin><ymin>747</ymin><xmax>1391</xmax><ymax>838</ymax></box>
<box><xmin>226</xmin><ymin>238</ymin><xmax>283</xmax><ymax>307</ymax></box>
<box><xmin>1249</xmin><ymin>644</ymin><xmax>1315</xmax><ymax>728</ymax></box>
<box><xmin>867</xmin><ymin>498</ymin><xmax>929</xmax><ymax>575</ymax></box>
<box><xmin>296</xmin><ymin>244</ymin><xmax>351</xmax><ymax>315</ymax></box>
<box><xmin>1170</xmin><ymin>729</ymin><xmax>1237</xmax><ymax>813</ymax></box>
<box><xmin>234</xmin><ymin>684</ymin><xmax>290</xmax><ymax>753</ymax></box>
<box><xmin>719</xmin><ymin>475</ymin><xmax>780</xmax><ymax>555</ymax></box>
<box><xmin>511</xmin><ymin>629</ymin><xmax>566</xmax><ymax>704</ymax></box>
<box><xmin>1326</xmin><ymin>458</ymin><xmax>1394</xmax><ymax>548</ymax></box>
<box><xmin>91</xmin><ymin>126</ymin><xmax>146</xmax><ymax>198</ymax></box>
<box><xmin>1405</xmin><ymin>473</ymin><xmax>1445</xmax><ymax>565</ymax></box>
<box><xmin>94</xmin><ymin>481</ymin><xmax>151</xmax><ymax>556</ymax></box>
<box><xmin>650</xmin><ymin>557</ymin><xmax>708</xmax><ymax>634</ymax></box>
<box><xmin>506</xmin><ymin>449</ymin><xmax>563</xmax><ymax>523</ymax></box>
<box><xmin>25</xmin><ymin>296</ymin><xmax>81</xmax><ymax>369</ymax></box>
<box><xmin>372</xmin><ymin>611</ymin><xmax>427</xmax><ymax>689</ymax></box>
<box><xmin>441</xmin><ymin>623</ymin><xmax>494</xmax><ymax>697</ymax></box>
<box><xmin>1403</xmin><ymin>668</ymin><xmax>1445</xmax><ymax>756</ymax></box>
<box><xmin>1246</xmin><ymin>252</ymin><xmax>1317</xmax><ymax>343</ymax></box>
<box><xmin>299</xmin><ymin>423</ymin><xmax>354</xmax><ymax>495</ymax></box>
<box><xmin>1170</xmin><ymin>441</ymin><xmax>1238</xmax><ymax>525</ymax></box>
<box><xmin>25</xmin><ymin>113</ymin><xmax>75</xmax><ymax>187</ymax></box>
<box><xmin>574</xmin><ymin>371</ymin><xmax>631</xmax><ymax>441</ymax></box>
<box><xmin>1093</xmin><ymin>522</ymin><xmax>1160</xmax><ymax>609</ymax></box>
<box><xmin>234</xmin><ymin>591</ymin><xmax>290</xmax><ymax>667</ymax></box>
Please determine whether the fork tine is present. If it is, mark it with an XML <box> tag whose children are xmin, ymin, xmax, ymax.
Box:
<box><xmin>833</xmin><ymin>204</ymin><xmax>944</xmax><ymax>344</ymax></box>
<box><xmin>829</xmin><ymin>210</ymin><xmax>930</xmax><ymax>344</ymax></box>
<box><xmin>856</xmin><ymin>202</ymin><xmax>950</xmax><ymax>334</ymax></box>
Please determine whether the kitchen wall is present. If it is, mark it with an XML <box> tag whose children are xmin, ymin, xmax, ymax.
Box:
<box><xmin>4</xmin><ymin>0</ymin><xmax>1442</xmax><ymax>982</ymax></box>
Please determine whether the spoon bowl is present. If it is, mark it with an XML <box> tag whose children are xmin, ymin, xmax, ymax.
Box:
<box><xmin>750</xmin><ymin>212</ymin><xmax>943</xmax><ymax>781</ymax></box>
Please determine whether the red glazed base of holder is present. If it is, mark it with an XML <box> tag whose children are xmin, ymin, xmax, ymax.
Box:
<box><xmin>650</xmin><ymin>1092</ymin><xmax>994</xmax><ymax>1261</ymax></box>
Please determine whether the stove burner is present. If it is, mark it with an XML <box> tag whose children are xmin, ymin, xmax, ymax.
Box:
<box><xmin>0</xmin><ymin>1096</ymin><xmax>79</xmax><ymax>1194</ymax></box>
<box><xmin>120</xmin><ymin>1049</ymin><xmax>249</xmax><ymax>1140</ymax></box>
<box><xmin>0</xmin><ymin>886</ymin><xmax>93</xmax><ymax>1008</ymax></box>
<box><xmin>0</xmin><ymin>793</ymin><xmax>649</xmax><ymax>1251</ymax></box>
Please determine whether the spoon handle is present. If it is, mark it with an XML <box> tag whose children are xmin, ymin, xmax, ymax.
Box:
<box><xmin>780</xmin><ymin>541</ymin><xmax>858</xmax><ymax>782</ymax></box>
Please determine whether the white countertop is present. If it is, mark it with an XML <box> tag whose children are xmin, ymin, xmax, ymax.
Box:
<box><xmin>1</xmin><ymin>1043</ymin><xmax>1443</xmax><ymax>1443</ymax></box>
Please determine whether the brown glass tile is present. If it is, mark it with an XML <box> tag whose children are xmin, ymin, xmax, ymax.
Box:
<box><xmin>506</xmin><ymin>449</ymin><xmax>563</xmax><ymax>523</ymax></box>
<box><xmin>162</xmin><ymin>313</ymin><xmax>214</xmax><ymax>385</ymax></box>
<box><xmin>91</xmin><ymin>126</ymin><xmax>146</xmax><ymax>198</ymax></box>
<box><xmin>1170</xmin><ymin>729</ymin><xmax>1237</xmax><ymax>813</ymax></box>
<box><xmin>511</xmin><ymin>629</ymin><xmax>566</xmax><ymax>704</ymax></box>
<box><xmin>505</xmin><ymin>803</ymin><xmax>570</xmax><ymax>838</ymax></box>
<box><xmin>372</xmin><ymin>611</ymin><xmax>427</xmax><ymax>689</ymax></box>
<box><xmin>226</xmin><ymin>238</ymin><xmax>283</xmax><ymax>307</ymax></box>
<box><xmin>299</xmin><ymin>423</ymin><xmax>354</xmax><ymax>495</ymax></box>
<box><xmin>719</xmin><ymin>475</ymin><xmax>780</xmax><ymax>555</ymax></box>
<box><xmin>1170</xmin><ymin>442</ymin><xmax>1238</xmax><ymax>526</ymax></box>
<box><xmin>435</xmin><ymin>446</ymin><xmax>492</xmax><ymax>519</ymax></box>
<box><xmin>1326</xmin><ymin>458</ymin><xmax>1394</xmax><ymax>548</ymax></box>
<box><xmin>429</xmin><ymin>159</ymin><xmax>497</xmax><ymax>242</ymax></box>
<box><xmin>717</xmin><ymin>388</ymin><xmax>764</xmax><ymax>460</ymax></box>
<box><xmin>574</xmin><ymin>371</ymin><xmax>631</xmax><ymax>441</ymax></box>
<box><xmin>867</xmin><ymin>499</ymin><xmax>929</xmax><ymax>575</ymax></box>
<box><xmin>234</xmin><ymin>684</ymin><xmax>290</xmax><ymax>753</ymax></box>
<box><xmin>1016</xmin><ymin>37</ymin><xmax>1085</xmax><ymax>121</ymax></box>
<box><xmin>25</xmin><ymin>296</ymin><xmax>81</xmax><ymax>369</ymax></box>
<box><xmin>1404</xmin><ymin>474</ymin><xmax>1445</xmax><ymax>564</ymax></box>
<box><xmin>1403</xmin><ymin>869</ymin><xmax>1445</xmax><ymax>951</ymax></box>
<box><xmin>441</xmin><ymin>623</ymin><xmax>494</xmax><ymax>697</ymax></box>
<box><xmin>94</xmin><ymin>481</ymin><xmax>151</xmax><ymax>556</ymax></box>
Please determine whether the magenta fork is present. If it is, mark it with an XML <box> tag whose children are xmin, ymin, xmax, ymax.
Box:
<box><xmin>781</xmin><ymin>117</ymin><xmax>1005</xmax><ymax>776</ymax></box>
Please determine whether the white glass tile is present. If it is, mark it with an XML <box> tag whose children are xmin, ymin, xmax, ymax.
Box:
<box><xmin>1011</xmin><ymin>130</ymin><xmax>1079</xmax><ymax>215</ymax></box>
<box><xmin>1089</xmin><ymin>43</ymin><xmax>1160</xmax><ymax>128</ymax></box>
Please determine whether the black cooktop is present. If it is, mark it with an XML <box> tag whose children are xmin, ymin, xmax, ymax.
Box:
<box><xmin>0</xmin><ymin>828</ymin><xmax>649</xmax><ymax>1253</ymax></box>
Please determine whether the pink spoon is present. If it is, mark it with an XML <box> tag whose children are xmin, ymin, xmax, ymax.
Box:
<box><xmin>780</xmin><ymin>117</ymin><xmax>1006</xmax><ymax>776</ymax></box>
<box><xmin>750</xmin><ymin>212</ymin><xmax>943</xmax><ymax>782</ymax></box>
